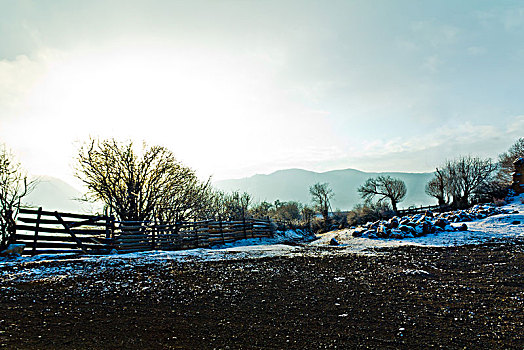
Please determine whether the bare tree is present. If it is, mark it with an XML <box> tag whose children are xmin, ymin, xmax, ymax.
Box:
<box><xmin>0</xmin><ymin>146</ymin><xmax>34</xmax><ymax>248</ymax></box>
<box><xmin>358</xmin><ymin>175</ymin><xmax>406</xmax><ymax>213</ymax></box>
<box><xmin>76</xmin><ymin>138</ymin><xmax>209</xmax><ymax>222</ymax></box>
<box><xmin>443</xmin><ymin>155</ymin><xmax>497</xmax><ymax>208</ymax></box>
<box><xmin>309</xmin><ymin>182</ymin><xmax>334</xmax><ymax>223</ymax></box>
<box><xmin>301</xmin><ymin>205</ymin><xmax>315</xmax><ymax>227</ymax></box>
<box><xmin>425</xmin><ymin>168</ymin><xmax>449</xmax><ymax>206</ymax></box>
<box><xmin>273</xmin><ymin>201</ymin><xmax>302</xmax><ymax>224</ymax></box>
<box><xmin>249</xmin><ymin>201</ymin><xmax>273</xmax><ymax>219</ymax></box>
<box><xmin>497</xmin><ymin>138</ymin><xmax>524</xmax><ymax>184</ymax></box>
<box><xmin>156</xmin><ymin>175</ymin><xmax>214</xmax><ymax>223</ymax></box>
<box><xmin>207</xmin><ymin>190</ymin><xmax>252</xmax><ymax>220</ymax></box>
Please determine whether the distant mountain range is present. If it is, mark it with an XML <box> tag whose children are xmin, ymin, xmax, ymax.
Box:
<box><xmin>23</xmin><ymin>176</ymin><xmax>100</xmax><ymax>213</ymax></box>
<box><xmin>22</xmin><ymin>168</ymin><xmax>437</xmax><ymax>214</ymax></box>
<box><xmin>214</xmin><ymin>168</ymin><xmax>436</xmax><ymax>211</ymax></box>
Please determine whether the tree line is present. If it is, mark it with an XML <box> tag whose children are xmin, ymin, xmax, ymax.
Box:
<box><xmin>1</xmin><ymin>137</ymin><xmax>523</xmax><ymax>248</ymax></box>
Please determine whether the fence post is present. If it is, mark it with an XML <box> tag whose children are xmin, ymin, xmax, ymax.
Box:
<box><xmin>193</xmin><ymin>221</ymin><xmax>198</xmax><ymax>248</ymax></box>
<box><xmin>29</xmin><ymin>207</ymin><xmax>42</xmax><ymax>256</ymax></box>
<box><xmin>105</xmin><ymin>215</ymin><xmax>111</xmax><ymax>239</ymax></box>
<box><xmin>242</xmin><ymin>216</ymin><xmax>247</xmax><ymax>239</ymax></box>
<box><xmin>151</xmin><ymin>223</ymin><xmax>156</xmax><ymax>250</ymax></box>
<box><xmin>219</xmin><ymin>216</ymin><xmax>225</xmax><ymax>245</ymax></box>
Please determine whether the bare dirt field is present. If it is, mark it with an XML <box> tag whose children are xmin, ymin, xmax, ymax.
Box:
<box><xmin>1</xmin><ymin>242</ymin><xmax>523</xmax><ymax>349</ymax></box>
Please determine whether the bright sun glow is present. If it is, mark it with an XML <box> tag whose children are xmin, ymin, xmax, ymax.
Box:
<box><xmin>12</xmin><ymin>48</ymin><xmax>273</xmax><ymax>180</ymax></box>
<box><xmin>6</xmin><ymin>47</ymin><xmax>335</xmax><ymax>183</ymax></box>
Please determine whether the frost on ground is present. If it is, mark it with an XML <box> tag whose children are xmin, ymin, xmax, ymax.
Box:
<box><xmin>0</xmin><ymin>196</ymin><xmax>522</xmax><ymax>283</ymax></box>
<box><xmin>0</xmin><ymin>229</ymin><xmax>316</xmax><ymax>283</ymax></box>
<box><xmin>313</xmin><ymin>194</ymin><xmax>523</xmax><ymax>250</ymax></box>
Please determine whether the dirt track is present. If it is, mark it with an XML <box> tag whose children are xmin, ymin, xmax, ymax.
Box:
<box><xmin>1</xmin><ymin>242</ymin><xmax>523</xmax><ymax>349</ymax></box>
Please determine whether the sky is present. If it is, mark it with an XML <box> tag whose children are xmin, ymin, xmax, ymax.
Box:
<box><xmin>0</xmin><ymin>0</ymin><xmax>523</xmax><ymax>186</ymax></box>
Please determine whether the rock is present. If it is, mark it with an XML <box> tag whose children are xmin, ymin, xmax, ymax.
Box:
<box><xmin>434</xmin><ymin>218</ymin><xmax>449</xmax><ymax>229</ymax></box>
<box><xmin>400</xmin><ymin>219</ymin><xmax>411</xmax><ymax>226</ymax></box>
<box><xmin>390</xmin><ymin>229</ymin><xmax>404</xmax><ymax>239</ymax></box>
<box><xmin>0</xmin><ymin>244</ymin><xmax>25</xmax><ymax>257</ymax></box>
<box><xmin>398</xmin><ymin>225</ymin><xmax>411</xmax><ymax>233</ymax></box>
<box><xmin>352</xmin><ymin>227</ymin><xmax>366</xmax><ymax>237</ymax></box>
<box><xmin>329</xmin><ymin>238</ymin><xmax>340</xmax><ymax>246</ymax></box>
<box><xmin>424</xmin><ymin>210</ymin><xmax>434</xmax><ymax>218</ymax></box>
<box><xmin>511</xmin><ymin>220</ymin><xmax>521</xmax><ymax>225</ymax></box>
<box><xmin>422</xmin><ymin>222</ymin><xmax>435</xmax><ymax>235</ymax></box>
<box><xmin>363</xmin><ymin>229</ymin><xmax>376</xmax><ymax>238</ymax></box>
<box><xmin>457</xmin><ymin>223</ymin><xmax>468</xmax><ymax>231</ymax></box>
<box><xmin>388</xmin><ymin>217</ymin><xmax>399</xmax><ymax>229</ymax></box>
<box><xmin>376</xmin><ymin>225</ymin><xmax>387</xmax><ymax>238</ymax></box>
<box><xmin>370</xmin><ymin>221</ymin><xmax>381</xmax><ymax>229</ymax></box>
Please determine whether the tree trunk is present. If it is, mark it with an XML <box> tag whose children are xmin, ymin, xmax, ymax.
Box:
<box><xmin>391</xmin><ymin>200</ymin><xmax>398</xmax><ymax>214</ymax></box>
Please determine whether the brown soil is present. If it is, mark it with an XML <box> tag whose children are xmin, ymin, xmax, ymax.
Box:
<box><xmin>1</xmin><ymin>242</ymin><xmax>523</xmax><ymax>349</ymax></box>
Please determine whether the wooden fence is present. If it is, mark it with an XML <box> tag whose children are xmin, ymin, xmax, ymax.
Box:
<box><xmin>14</xmin><ymin>208</ymin><xmax>274</xmax><ymax>256</ymax></box>
<box><xmin>397</xmin><ymin>204</ymin><xmax>451</xmax><ymax>216</ymax></box>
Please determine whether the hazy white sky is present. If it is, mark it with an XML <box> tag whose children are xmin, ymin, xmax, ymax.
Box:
<box><xmin>0</xmin><ymin>0</ymin><xmax>523</xmax><ymax>185</ymax></box>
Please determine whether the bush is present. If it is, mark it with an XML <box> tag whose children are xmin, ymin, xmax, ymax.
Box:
<box><xmin>347</xmin><ymin>202</ymin><xmax>394</xmax><ymax>227</ymax></box>
<box><xmin>331</xmin><ymin>209</ymin><xmax>348</xmax><ymax>229</ymax></box>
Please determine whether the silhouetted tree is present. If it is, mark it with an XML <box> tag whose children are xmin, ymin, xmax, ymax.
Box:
<box><xmin>497</xmin><ymin>138</ymin><xmax>524</xmax><ymax>184</ymax></box>
<box><xmin>250</xmin><ymin>201</ymin><xmax>273</xmax><ymax>219</ymax></box>
<box><xmin>309</xmin><ymin>182</ymin><xmax>334</xmax><ymax>223</ymax></box>
<box><xmin>0</xmin><ymin>145</ymin><xmax>34</xmax><ymax>248</ymax></box>
<box><xmin>425</xmin><ymin>168</ymin><xmax>449</xmax><ymax>206</ymax></box>
<box><xmin>273</xmin><ymin>201</ymin><xmax>302</xmax><ymax>224</ymax></box>
<box><xmin>301</xmin><ymin>205</ymin><xmax>315</xmax><ymax>227</ymax></box>
<box><xmin>442</xmin><ymin>155</ymin><xmax>497</xmax><ymax>208</ymax></box>
<box><xmin>347</xmin><ymin>201</ymin><xmax>393</xmax><ymax>227</ymax></box>
<box><xmin>358</xmin><ymin>175</ymin><xmax>406</xmax><ymax>213</ymax></box>
<box><xmin>76</xmin><ymin>138</ymin><xmax>209</xmax><ymax>222</ymax></box>
<box><xmin>208</xmin><ymin>190</ymin><xmax>252</xmax><ymax>220</ymax></box>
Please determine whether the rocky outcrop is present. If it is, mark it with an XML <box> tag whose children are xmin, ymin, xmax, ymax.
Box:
<box><xmin>351</xmin><ymin>204</ymin><xmax>511</xmax><ymax>240</ymax></box>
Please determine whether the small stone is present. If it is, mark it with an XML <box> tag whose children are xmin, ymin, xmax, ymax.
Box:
<box><xmin>388</xmin><ymin>217</ymin><xmax>399</xmax><ymax>229</ymax></box>
<box><xmin>0</xmin><ymin>244</ymin><xmax>25</xmax><ymax>257</ymax></box>
<box><xmin>376</xmin><ymin>225</ymin><xmax>388</xmax><ymax>238</ymax></box>
<box><xmin>329</xmin><ymin>238</ymin><xmax>340</xmax><ymax>246</ymax></box>
<box><xmin>511</xmin><ymin>220</ymin><xmax>521</xmax><ymax>225</ymax></box>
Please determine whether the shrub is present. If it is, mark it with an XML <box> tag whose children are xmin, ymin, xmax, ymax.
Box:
<box><xmin>347</xmin><ymin>202</ymin><xmax>394</xmax><ymax>227</ymax></box>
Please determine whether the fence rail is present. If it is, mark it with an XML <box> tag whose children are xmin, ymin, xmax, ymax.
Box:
<box><xmin>14</xmin><ymin>208</ymin><xmax>274</xmax><ymax>256</ymax></box>
<box><xmin>397</xmin><ymin>204</ymin><xmax>451</xmax><ymax>216</ymax></box>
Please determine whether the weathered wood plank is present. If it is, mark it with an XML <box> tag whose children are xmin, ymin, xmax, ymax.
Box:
<box><xmin>15</xmin><ymin>224</ymin><xmax>106</xmax><ymax>235</ymax></box>
<box><xmin>19</xmin><ymin>208</ymin><xmax>103</xmax><ymax>220</ymax></box>
<box><xmin>15</xmin><ymin>233</ymin><xmax>109</xmax><ymax>243</ymax></box>
<box><xmin>27</xmin><ymin>241</ymin><xmax>107</xmax><ymax>249</ymax></box>
<box><xmin>18</xmin><ymin>216</ymin><xmax>107</xmax><ymax>226</ymax></box>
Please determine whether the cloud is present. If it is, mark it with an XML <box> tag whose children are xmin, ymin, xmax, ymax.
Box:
<box><xmin>339</xmin><ymin>120</ymin><xmax>516</xmax><ymax>173</ymax></box>
<box><xmin>467</xmin><ymin>46</ymin><xmax>487</xmax><ymax>56</ymax></box>
<box><xmin>411</xmin><ymin>21</ymin><xmax>459</xmax><ymax>48</ymax></box>
<box><xmin>422</xmin><ymin>55</ymin><xmax>442</xmax><ymax>73</ymax></box>
<box><xmin>504</xmin><ymin>7</ymin><xmax>524</xmax><ymax>31</ymax></box>
<box><xmin>507</xmin><ymin>115</ymin><xmax>524</xmax><ymax>134</ymax></box>
<box><xmin>0</xmin><ymin>55</ymin><xmax>44</xmax><ymax>117</ymax></box>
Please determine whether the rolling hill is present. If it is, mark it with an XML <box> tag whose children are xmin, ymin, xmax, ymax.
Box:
<box><xmin>22</xmin><ymin>176</ymin><xmax>101</xmax><ymax>213</ymax></box>
<box><xmin>21</xmin><ymin>169</ymin><xmax>437</xmax><ymax>214</ymax></box>
<box><xmin>214</xmin><ymin>168</ymin><xmax>436</xmax><ymax>211</ymax></box>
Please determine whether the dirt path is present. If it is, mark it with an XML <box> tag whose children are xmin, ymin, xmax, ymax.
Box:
<box><xmin>1</xmin><ymin>242</ymin><xmax>523</xmax><ymax>349</ymax></box>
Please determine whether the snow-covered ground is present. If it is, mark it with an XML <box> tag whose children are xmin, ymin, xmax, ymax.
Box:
<box><xmin>314</xmin><ymin>195</ymin><xmax>523</xmax><ymax>250</ymax></box>
<box><xmin>1</xmin><ymin>195</ymin><xmax>522</xmax><ymax>283</ymax></box>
